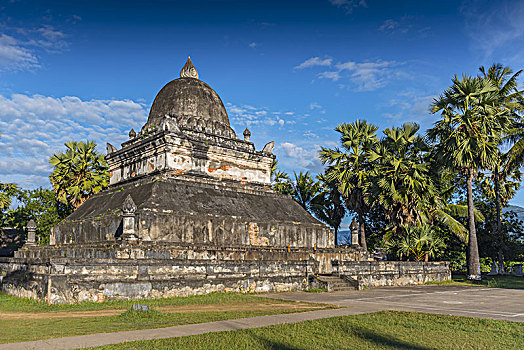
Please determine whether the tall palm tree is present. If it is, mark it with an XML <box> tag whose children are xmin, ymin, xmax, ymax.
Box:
<box><xmin>49</xmin><ymin>141</ymin><xmax>109</xmax><ymax>209</ymax></box>
<box><xmin>319</xmin><ymin>120</ymin><xmax>379</xmax><ymax>250</ymax></box>
<box><xmin>310</xmin><ymin>173</ymin><xmax>346</xmax><ymax>245</ymax></box>
<box><xmin>479</xmin><ymin>64</ymin><xmax>524</xmax><ymax>272</ymax></box>
<box><xmin>428</xmin><ymin>74</ymin><xmax>502</xmax><ymax>280</ymax></box>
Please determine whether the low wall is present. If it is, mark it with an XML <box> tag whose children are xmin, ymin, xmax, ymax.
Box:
<box><xmin>0</xmin><ymin>242</ymin><xmax>369</xmax><ymax>304</ymax></box>
<box><xmin>1</xmin><ymin>257</ymin><xmax>314</xmax><ymax>304</ymax></box>
<box><xmin>0</xmin><ymin>243</ymin><xmax>450</xmax><ymax>304</ymax></box>
<box><xmin>339</xmin><ymin>261</ymin><xmax>451</xmax><ymax>289</ymax></box>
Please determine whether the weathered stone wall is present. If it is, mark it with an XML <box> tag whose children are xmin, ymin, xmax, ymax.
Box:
<box><xmin>339</xmin><ymin>261</ymin><xmax>451</xmax><ymax>288</ymax></box>
<box><xmin>1</xmin><ymin>243</ymin><xmax>369</xmax><ymax>304</ymax></box>
<box><xmin>1</xmin><ymin>243</ymin><xmax>451</xmax><ymax>304</ymax></box>
<box><xmin>51</xmin><ymin>178</ymin><xmax>334</xmax><ymax>248</ymax></box>
<box><xmin>1</xmin><ymin>258</ymin><xmax>311</xmax><ymax>304</ymax></box>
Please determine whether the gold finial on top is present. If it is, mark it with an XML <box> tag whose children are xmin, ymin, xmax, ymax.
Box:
<box><xmin>180</xmin><ymin>56</ymin><xmax>199</xmax><ymax>79</ymax></box>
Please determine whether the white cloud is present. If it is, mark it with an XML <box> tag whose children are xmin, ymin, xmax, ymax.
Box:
<box><xmin>335</xmin><ymin>60</ymin><xmax>397</xmax><ymax>91</ymax></box>
<box><xmin>379</xmin><ymin>19</ymin><xmax>399</xmax><ymax>32</ymax></box>
<box><xmin>309</xmin><ymin>102</ymin><xmax>322</xmax><ymax>110</ymax></box>
<box><xmin>296</xmin><ymin>55</ymin><xmax>402</xmax><ymax>91</ymax></box>
<box><xmin>461</xmin><ymin>0</ymin><xmax>524</xmax><ymax>59</ymax></box>
<box><xmin>294</xmin><ymin>57</ymin><xmax>332</xmax><ymax>70</ymax></box>
<box><xmin>0</xmin><ymin>93</ymin><xmax>148</xmax><ymax>188</ymax></box>
<box><xmin>226</xmin><ymin>103</ymin><xmax>291</xmax><ymax>128</ymax></box>
<box><xmin>383</xmin><ymin>91</ymin><xmax>437</xmax><ymax>130</ymax></box>
<box><xmin>318</xmin><ymin>71</ymin><xmax>341</xmax><ymax>81</ymax></box>
<box><xmin>248</xmin><ymin>42</ymin><xmax>258</xmax><ymax>48</ymax></box>
<box><xmin>278</xmin><ymin>142</ymin><xmax>323</xmax><ymax>172</ymax></box>
<box><xmin>377</xmin><ymin>17</ymin><xmax>426</xmax><ymax>35</ymax></box>
<box><xmin>0</xmin><ymin>24</ymin><xmax>69</xmax><ymax>72</ymax></box>
<box><xmin>315</xmin><ymin>60</ymin><xmax>400</xmax><ymax>91</ymax></box>
<box><xmin>0</xmin><ymin>34</ymin><xmax>39</xmax><ymax>71</ymax></box>
<box><xmin>328</xmin><ymin>0</ymin><xmax>368</xmax><ymax>13</ymax></box>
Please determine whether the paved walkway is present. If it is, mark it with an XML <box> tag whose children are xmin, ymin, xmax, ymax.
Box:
<box><xmin>1</xmin><ymin>285</ymin><xmax>523</xmax><ymax>350</ymax></box>
<box><xmin>264</xmin><ymin>284</ymin><xmax>524</xmax><ymax>322</ymax></box>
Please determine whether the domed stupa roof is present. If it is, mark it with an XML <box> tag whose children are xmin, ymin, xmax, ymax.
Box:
<box><xmin>144</xmin><ymin>57</ymin><xmax>236</xmax><ymax>138</ymax></box>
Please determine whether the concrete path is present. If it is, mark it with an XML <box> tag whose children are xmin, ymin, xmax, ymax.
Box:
<box><xmin>1</xmin><ymin>285</ymin><xmax>523</xmax><ymax>350</ymax></box>
<box><xmin>264</xmin><ymin>284</ymin><xmax>524</xmax><ymax>322</ymax></box>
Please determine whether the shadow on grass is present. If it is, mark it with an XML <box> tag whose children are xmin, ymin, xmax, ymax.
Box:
<box><xmin>451</xmin><ymin>274</ymin><xmax>524</xmax><ymax>290</ymax></box>
<box><xmin>246</xmin><ymin>332</ymin><xmax>300</xmax><ymax>350</ymax></box>
<box><xmin>350</xmin><ymin>325</ymin><xmax>432</xmax><ymax>350</ymax></box>
<box><xmin>247</xmin><ymin>322</ymin><xmax>432</xmax><ymax>350</ymax></box>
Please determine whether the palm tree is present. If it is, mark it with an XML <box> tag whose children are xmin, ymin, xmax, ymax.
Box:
<box><xmin>479</xmin><ymin>63</ymin><xmax>524</xmax><ymax>272</ymax></box>
<box><xmin>319</xmin><ymin>120</ymin><xmax>379</xmax><ymax>250</ymax></box>
<box><xmin>425</xmin><ymin>167</ymin><xmax>484</xmax><ymax>245</ymax></box>
<box><xmin>290</xmin><ymin>171</ymin><xmax>319</xmax><ymax>211</ymax></box>
<box><xmin>270</xmin><ymin>160</ymin><xmax>293</xmax><ymax>195</ymax></box>
<box><xmin>428</xmin><ymin>74</ymin><xmax>502</xmax><ymax>280</ymax></box>
<box><xmin>388</xmin><ymin>225</ymin><xmax>445</xmax><ymax>262</ymax></box>
<box><xmin>368</xmin><ymin>123</ymin><xmax>437</xmax><ymax>235</ymax></box>
<box><xmin>49</xmin><ymin>141</ymin><xmax>109</xmax><ymax>209</ymax></box>
<box><xmin>310</xmin><ymin>173</ymin><xmax>346</xmax><ymax>245</ymax></box>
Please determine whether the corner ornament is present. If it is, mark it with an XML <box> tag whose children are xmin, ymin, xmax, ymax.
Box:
<box><xmin>121</xmin><ymin>194</ymin><xmax>138</xmax><ymax>241</ymax></box>
<box><xmin>122</xmin><ymin>194</ymin><xmax>137</xmax><ymax>214</ymax></box>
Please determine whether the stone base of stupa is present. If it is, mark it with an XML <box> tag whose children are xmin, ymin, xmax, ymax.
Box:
<box><xmin>1</xmin><ymin>242</ymin><xmax>372</xmax><ymax>304</ymax></box>
<box><xmin>0</xmin><ymin>241</ymin><xmax>450</xmax><ymax>304</ymax></box>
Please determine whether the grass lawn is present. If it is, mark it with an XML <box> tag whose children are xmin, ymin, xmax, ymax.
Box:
<box><xmin>0</xmin><ymin>292</ymin><xmax>334</xmax><ymax>344</ymax></box>
<box><xmin>429</xmin><ymin>274</ymin><xmax>524</xmax><ymax>289</ymax></box>
<box><xmin>92</xmin><ymin>311</ymin><xmax>524</xmax><ymax>350</ymax></box>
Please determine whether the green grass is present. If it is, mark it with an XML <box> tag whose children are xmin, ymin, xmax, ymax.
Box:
<box><xmin>0</xmin><ymin>291</ymin><xmax>283</xmax><ymax>313</ymax></box>
<box><xmin>0</xmin><ymin>292</ymin><xmax>334</xmax><ymax>344</ymax></box>
<box><xmin>92</xmin><ymin>311</ymin><xmax>524</xmax><ymax>350</ymax></box>
<box><xmin>428</xmin><ymin>274</ymin><xmax>524</xmax><ymax>289</ymax></box>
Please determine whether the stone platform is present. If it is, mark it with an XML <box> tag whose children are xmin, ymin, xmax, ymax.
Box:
<box><xmin>0</xmin><ymin>242</ymin><xmax>450</xmax><ymax>304</ymax></box>
<box><xmin>0</xmin><ymin>242</ymin><xmax>367</xmax><ymax>303</ymax></box>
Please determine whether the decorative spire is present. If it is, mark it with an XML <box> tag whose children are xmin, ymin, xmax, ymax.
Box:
<box><xmin>243</xmin><ymin>128</ymin><xmax>251</xmax><ymax>142</ymax></box>
<box><xmin>122</xmin><ymin>194</ymin><xmax>137</xmax><ymax>215</ymax></box>
<box><xmin>180</xmin><ymin>56</ymin><xmax>199</xmax><ymax>79</ymax></box>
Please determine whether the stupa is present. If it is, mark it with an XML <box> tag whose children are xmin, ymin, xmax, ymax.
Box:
<box><xmin>51</xmin><ymin>57</ymin><xmax>333</xmax><ymax>248</ymax></box>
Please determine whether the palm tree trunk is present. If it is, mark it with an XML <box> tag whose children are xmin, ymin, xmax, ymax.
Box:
<box><xmin>494</xmin><ymin>166</ymin><xmax>505</xmax><ymax>274</ymax></box>
<box><xmin>466</xmin><ymin>169</ymin><xmax>481</xmax><ymax>280</ymax></box>
<box><xmin>358</xmin><ymin>213</ymin><xmax>367</xmax><ymax>251</ymax></box>
<box><xmin>334</xmin><ymin>227</ymin><xmax>338</xmax><ymax>247</ymax></box>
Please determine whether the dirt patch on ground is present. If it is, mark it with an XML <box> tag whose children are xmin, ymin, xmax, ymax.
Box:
<box><xmin>0</xmin><ymin>302</ymin><xmax>328</xmax><ymax>320</ymax></box>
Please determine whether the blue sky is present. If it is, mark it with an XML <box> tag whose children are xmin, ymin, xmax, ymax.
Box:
<box><xmin>1</xmin><ymin>0</ymin><xmax>524</xmax><ymax>211</ymax></box>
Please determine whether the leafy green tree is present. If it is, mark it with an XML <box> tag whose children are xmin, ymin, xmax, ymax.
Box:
<box><xmin>0</xmin><ymin>183</ymin><xmax>20</xmax><ymax>212</ymax></box>
<box><xmin>475</xmin><ymin>198</ymin><xmax>524</xmax><ymax>269</ymax></box>
<box><xmin>290</xmin><ymin>171</ymin><xmax>319</xmax><ymax>211</ymax></box>
<box><xmin>428</xmin><ymin>74</ymin><xmax>502</xmax><ymax>280</ymax></box>
<box><xmin>368</xmin><ymin>123</ymin><xmax>438</xmax><ymax>236</ymax></box>
<box><xmin>310</xmin><ymin>173</ymin><xmax>346</xmax><ymax>245</ymax></box>
<box><xmin>319</xmin><ymin>120</ymin><xmax>379</xmax><ymax>250</ymax></box>
<box><xmin>2</xmin><ymin>188</ymin><xmax>72</xmax><ymax>245</ymax></box>
<box><xmin>49</xmin><ymin>141</ymin><xmax>109</xmax><ymax>209</ymax></box>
